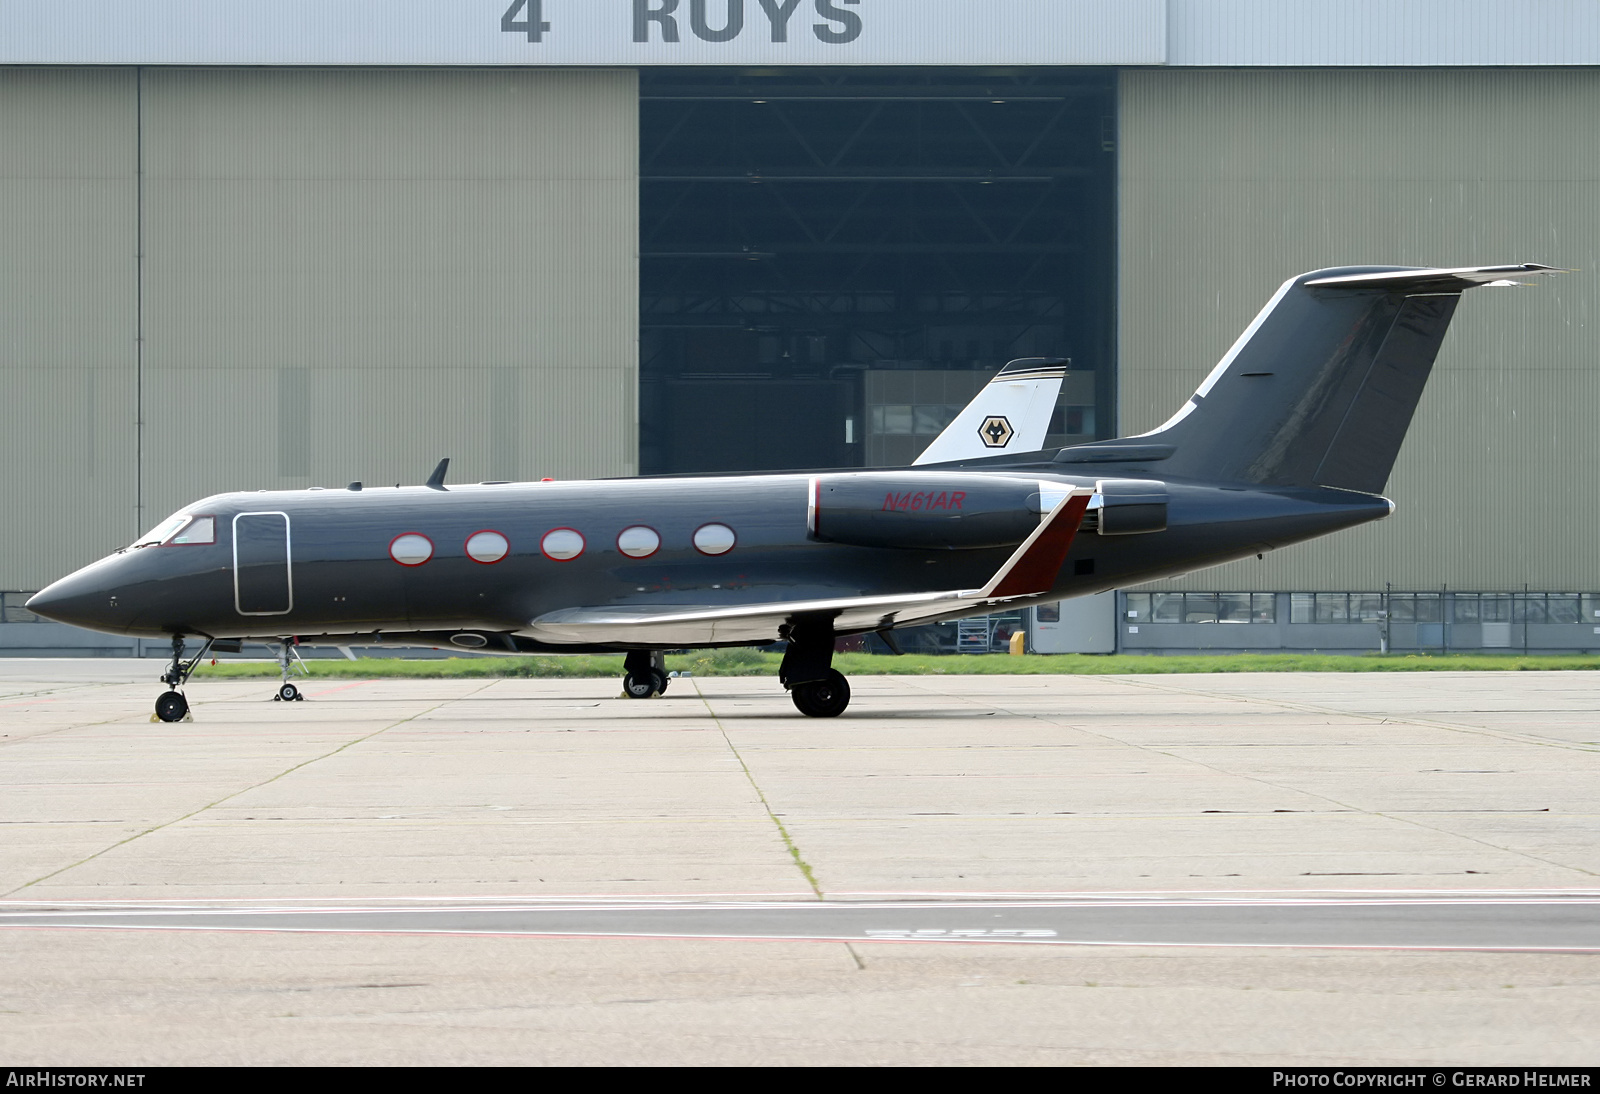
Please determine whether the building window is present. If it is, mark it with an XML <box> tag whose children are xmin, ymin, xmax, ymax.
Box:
<box><xmin>1124</xmin><ymin>592</ymin><xmax>1275</xmax><ymax>624</ymax></box>
<box><xmin>1383</xmin><ymin>593</ymin><xmax>1442</xmax><ymax>624</ymax></box>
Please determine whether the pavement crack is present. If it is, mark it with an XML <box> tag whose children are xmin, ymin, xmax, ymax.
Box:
<box><xmin>693</xmin><ymin>680</ymin><xmax>866</xmax><ymax>970</ymax></box>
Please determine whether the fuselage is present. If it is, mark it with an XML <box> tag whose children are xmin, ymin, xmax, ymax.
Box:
<box><xmin>28</xmin><ymin>464</ymin><xmax>1391</xmax><ymax>648</ymax></box>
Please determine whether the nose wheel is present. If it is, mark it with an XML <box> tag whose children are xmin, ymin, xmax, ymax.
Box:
<box><xmin>154</xmin><ymin>634</ymin><xmax>211</xmax><ymax>723</ymax></box>
<box><xmin>155</xmin><ymin>690</ymin><xmax>189</xmax><ymax>723</ymax></box>
<box><xmin>272</xmin><ymin>641</ymin><xmax>308</xmax><ymax>702</ymax></box>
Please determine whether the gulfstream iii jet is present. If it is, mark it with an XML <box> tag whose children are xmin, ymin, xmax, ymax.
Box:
<box><xmin>28</xmin><ymin>264</ymin><xmax>1559</xmax><ymax>721</ymax></box>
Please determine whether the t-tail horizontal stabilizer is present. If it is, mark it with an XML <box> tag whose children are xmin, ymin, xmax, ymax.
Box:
<box><xmin>912</xmin><ymin>357</ymin><xmax>1069</xmax><ymax>466</ymax></box>
<box><xmin>523</xmin><ymin>488</ymin><xmax>1094</xmax><ymax>646</ymax></box>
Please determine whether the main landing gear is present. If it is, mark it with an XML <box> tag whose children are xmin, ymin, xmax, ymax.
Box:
<box><xmin>780</xmin><ymin>619</ymin><xmax>851</xmax><ymax>718</ymax></box>
<box><xmin>154</xmin><ymin>633</ymin><xmax>212</xmax><ymax>723</ymax></box>
<box><xmin>616</xmin><ymin>629</ymin><xmax>853</xmax><ymax>717</ymax></box>
<box><xmin>622</xmin><ymin>650</ymin><xmax>669</xmax><ymax>699</ymax></box>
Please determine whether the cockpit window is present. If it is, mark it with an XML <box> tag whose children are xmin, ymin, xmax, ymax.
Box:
<box><xmin>169</xmin><ymin>515</ymin><xmax>215</xmax><ymax>545</ymax></box>
<box><xmin>131</xmin><ymin>514</ymin><xmax>190</xmax><ymax>548</ymax></box>
<box><xmin>130</xmin><ymin>513</ymin><xmax>216</xmax><ymax>548</ymax></box>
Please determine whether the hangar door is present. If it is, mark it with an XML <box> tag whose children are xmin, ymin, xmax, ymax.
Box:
<box><xmin>639</xmin><ymin>67</ymin><xmax>1118</xmax><ymax>474</ymax></box>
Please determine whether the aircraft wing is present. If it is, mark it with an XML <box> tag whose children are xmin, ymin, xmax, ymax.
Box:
<box><xmin>522</xmin><ymin>488</ymin><xmax>1093</xmax><ymax>646</ymax></box>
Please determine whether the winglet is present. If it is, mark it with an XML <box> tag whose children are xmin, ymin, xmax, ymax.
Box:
<box><xmin>980</xmin><ymin>487</ymin><xmax>1093</xmax><ymax>600</ymax></box>
<box><xmin>425</xmin><ymin>458</ymin><xmax>450</xmax><ymax>491</ymax></box>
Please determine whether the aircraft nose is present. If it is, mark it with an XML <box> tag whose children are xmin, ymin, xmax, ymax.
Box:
<box><xmin>26</xmin><ymin>562</ymin><xmax>128</xmax><ymax>632</ymax></box>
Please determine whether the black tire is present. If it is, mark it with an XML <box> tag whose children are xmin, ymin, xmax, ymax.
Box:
<box><xmin>155</xmin><ymin>691</ymin><xmax>188</xmax><ymax>723</ymax></box>
<box><xmin>622</xmin><ymin>672</ymin><xmax>657</xmax><ymax>699</ymax></box>
<box><xmin>278</xmin><ymin>682</ymin><xmax>300</xmax><ymax>702</ymax></box>
<box><xmin>790</xmin><ymin>669</ymin><xmax>850</xmax><ymax>718</ymax></box>
<box><xmin>652</xmin><ymin>669</ymin><xmax>670</xmax><ymax>695</ymax></box>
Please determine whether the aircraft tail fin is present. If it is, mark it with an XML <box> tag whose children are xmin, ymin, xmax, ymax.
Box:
<box><xmin>1113</xmin><ymin>264</ymin><xmax>1560</xmax><ymax>494</ymax></box>
<box><xmin>912</xmin><ymin>357</ymin><xmax>1068</xmax><ymax>466</ymax></box>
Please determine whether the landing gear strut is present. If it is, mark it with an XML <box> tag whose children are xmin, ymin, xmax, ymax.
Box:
<box><xmin>622</xmin><ymin>650</ymin><xmax>668</xmax><ymax>699</ymax></box>
<box><xmin>154</xmin><ymin>633</ymin><xmax>212</xmax><ymax>723</ymax></box>
<box><xmin>780</xmin><ymin>618</ymin><xmax>851</xmax><ymax>718</ymax></box>
<box><xmin>273</xmin><ymin>640</ymin><xmax>306</xmax><ymax>702</ymax></box>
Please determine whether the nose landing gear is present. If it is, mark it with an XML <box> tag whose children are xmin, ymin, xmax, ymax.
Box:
<box><xmin>273</xmin><ymin>641</ymin><xmax>307</xmax><ymax>702</ymax></box>
<box><xmin>154</xmin><ymin>633</ymin><xmax>212</xmax><ymax>723</ymax></box>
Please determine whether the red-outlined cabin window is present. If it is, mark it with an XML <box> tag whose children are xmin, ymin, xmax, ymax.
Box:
<box><xmin>540</xmin><ymin>528</ymin><xmax>585</xmax><ymax>561</ymax></box>
<box><xmin>389</xmin><ymin>533</ymin><xmax>434</xmax><ymax>567</ymax></box>
<box><xmin>465</xmin><ymin>530</ymin><xmax>510</xmax><ymax>564</ymax></box>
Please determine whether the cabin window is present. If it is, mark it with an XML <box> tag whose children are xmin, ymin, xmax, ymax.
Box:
<box><xmin>693</xmin><ymin>523</ymin><xmax>736</xmax><ymax>556</ymax></box>
<box><xmin>617</xmin><ymin>526</ymin><xmax>661</xmax><ymax>559</ymax></box>
<box><xmin>390</xmin><ymin>533</ymin><xmax>434</xmax><ymax>566</ymax></box>
<box><xmin>465</xmin><ymin>531</ymin><xmax>509</xmax><ymax>564</ymax></box>
<box><xmin>541</xmin><ymin>529</ymin><xmax>585</xmax><ymax>561</ymax></box>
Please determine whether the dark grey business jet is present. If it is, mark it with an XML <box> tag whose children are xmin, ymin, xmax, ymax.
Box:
<box><xmin>28</xmin><ymin>264</ymin><xmax>1559</xmax><ymax>721</ymax></box>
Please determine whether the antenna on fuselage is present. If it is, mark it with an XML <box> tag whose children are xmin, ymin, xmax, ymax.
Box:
<box><xmin>425</xmin><ymin>458</ymin><xmax>450</xmax><ymax>491</ymax></box>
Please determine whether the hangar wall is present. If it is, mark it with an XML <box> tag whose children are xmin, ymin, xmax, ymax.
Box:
<box><xmin>1118</xmin><ymin>67</ymin><xmax>1600</xmax><ymax>592</ymax></box>
<box><xmin>1</xmin><ymin>66</ymin><xmax>638</xmax><ymax>592</ymax></box>
<box><xmin>0</xmin><ymin>69</ymin><xmax>139</xmax><ymax>596</ymax></box>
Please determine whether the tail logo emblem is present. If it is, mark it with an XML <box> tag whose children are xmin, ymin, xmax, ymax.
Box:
<box><xmin>979</xmin><ymin>415</ymin><xmax>1014</xmax><ymax>448</ymax></box>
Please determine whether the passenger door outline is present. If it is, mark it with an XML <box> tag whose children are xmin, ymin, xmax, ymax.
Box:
<box><xmin>233</xmin><ymin>511</ymin><xmax>294</xmax><ymax>616</ymax></box>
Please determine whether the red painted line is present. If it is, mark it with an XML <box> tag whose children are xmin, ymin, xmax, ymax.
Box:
<box><xmin>0</xmin><ymin>697</ymin><xmax>60</xmax><ymax>709</ymax></box>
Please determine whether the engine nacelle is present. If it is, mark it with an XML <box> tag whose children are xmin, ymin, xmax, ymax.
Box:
<box><xmin>808</xmin><ymin>473</ymin><xmax>1051</xmax><ymax>550</ymax></box>
<box><xmin>1096</xmin><ymin>478</ymin><xmax>1169</xmax><ymax>535</ymax></box>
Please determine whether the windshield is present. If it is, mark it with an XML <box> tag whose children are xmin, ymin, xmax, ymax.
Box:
<box><xmin>130</xmin><ymin>513</ymin><xmax>192</xmax><ymax>549</ymax></box>
<box><xmin>170</xmin><ymin>515</ymin><xmax>214</xmax><ymax>544</ymax></box>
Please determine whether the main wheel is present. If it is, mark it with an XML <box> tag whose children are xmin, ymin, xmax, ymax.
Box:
<box><xmin>622</xmin><ymin>672</ymin><xmax>658</xmax><ymax>699</ymax></box>
<box><xmin>277</xmin><ymin>682</ymin><xmax>300</xmax><ymax>702</ymax></box>
<box><xmin>790</xmin><ymin>669</ymin><xmax>850</xmax><ymax>718</ymax></box>
<box><xmin>155</xmin><ymin>690</ymin><xmax>188</xmax><ymax>723</ymax></box>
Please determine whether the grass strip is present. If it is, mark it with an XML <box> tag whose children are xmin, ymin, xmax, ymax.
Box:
<box><xmin>193</xmin><ymin>648</ymin><xmax>1600</xmax><ymax>679</ymax></box>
